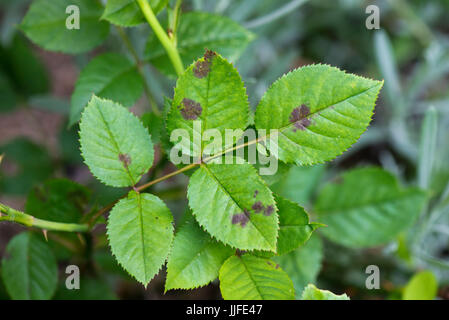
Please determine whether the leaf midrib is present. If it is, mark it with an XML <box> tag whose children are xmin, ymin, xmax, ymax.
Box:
<box><xmin>202</xmin><ymin>165</ymin><xmax>274</xmax><ymax>250</ymax></box>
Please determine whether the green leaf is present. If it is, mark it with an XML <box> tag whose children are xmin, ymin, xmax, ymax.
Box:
<box><xmin>315</xmin><ymin>167</ymin><xmax>428</xmax><ymax>248</ymax></box>
<box><xmin>1</xmin><ymin>34</ymin><xmax>49</xmax><ymax>97</ymax></box>
<box><xmin>25</xmin><ymin>179</ymin><xmax>90</xmax><ymax>223</ymax></box>
<box><xmin>219</xmin><ymin>254</ymin><xmax>295</xmax><ymax>300</ymax></box>
<box><xmin>145</xmin><ymin>12</ymin><xmax>254</xmax><ymax>76</ymax></box>
<box><xmin>1</xmin><ymin>232</ymin><xmax>58</xmax><ymax>300</ymax></box>
<box><xmin>165</xmin><ymin>220</ymin><xmax>233</xmax><ymax>291</ymax></box>
<box><xmin>188</xmin><ymin>162</ymin><xmax>278</xmax><ymax>251</ymax></box>
<box><xmin>301</xmin><ymin>284</ymin><xmax>349</xmax><ymax>300</ymax></box>
<box><xmin>274</xmin><ymin>235</ymin><xmax>323</xmax><ymax>298</ymax></box>
<box><xmin>271</xmin><ymin>165</ymin><xmax>325</xmax><ymax>206</ymax></box>
<box><xmin>107</xmin><ymin>191</ymin><xmax>174</xmax><ymax>286</ymax></box>
<box><xmin>274</xmin><ymin>195</ymin><xmax>320</xmax><ymax>256</ymax></box>
<box><xmin>102</xmin><ymin>0</ymin><xmax>168</xmax><ymax>27</ymax></box>
<box><xmin>0</xmin><ymin>138</ymin><xmax>53</xmax><ymax>195</ymax></box>
<box><xmin>255</xmin><ymin>64</ymin><xmax>383</xmax><ymax>165</ymax></box>
<box><xmin>70</xmin><ymin>53</ymin><xmax>144</xmax><ymax>126</ymax></box>
<box><xmin>402</xmin><ymin>271</ymin><xmax>438</xmax><ymax>300</ymax></box>
<box><xmin>167</xmin><ymin>51</ymin><xmax>249</xmax><ymax>157</ymax></box>
<box><xmin>20</xmin><ymin>0</ymin><xmax>109</xmax><ymax>54</ymax></box>
<box><xmin>79</xmin><ymin>95</ymin><xmax>154</xmax><ymax>187</ymax></box>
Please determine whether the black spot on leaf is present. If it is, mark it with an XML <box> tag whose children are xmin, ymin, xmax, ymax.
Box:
<box><xmin>252</xmin><ymin>201</ymin><xmax>264</xmax><ymax>213</ymax></box>
<box><xmin>264</xmin><ymin>205</ymin><xmax>274</xmax><ymax>216</ymax></box>
<box><xmin>253</xmin><ymin>190</ymin><xmax>259</xmax><ymax>198</ymax></box>
<box><xmin>193</xmin><ymin>49</ymin><xmax>217</xmax><ymax>78</ymax></box>
<box><xmin>180</xmin><ymin>98</ymin><xmax>202</xmax><ymax>120</ymax></box>
<box><xmin>118</xmin><ymin>153</ymin><xmax>132</xmax><ymax>167</ymax></box>
<box><xmin>289</xmin><ymin>104</ymin><xmax>311</xmax><ymax>132</ymax></box>
<box><xmin>231</xmin><ymin>209</ymin><xmax>250</xmax><ymax>228</ymax></box>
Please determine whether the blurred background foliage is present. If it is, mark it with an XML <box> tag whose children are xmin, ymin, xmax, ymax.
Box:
<box><xmin>0</xmin><ymin>0</ymin><xmax>449</xmax><ymax>300</ymax></box>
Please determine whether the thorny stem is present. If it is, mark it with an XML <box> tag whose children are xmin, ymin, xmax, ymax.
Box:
<box><xmin>136</xmin><ymin>0</ymin><xmax>184</xmax><ymax>77</ymax></box>
<box><xmin>0</xmin><ymin>202</ymin><xmax>88</xmax><ymax>233</ymax></box>
<box><xmin>116</xmin><ymin>26</ymin><xmax>160</xmax><ymax>115</ymax></box>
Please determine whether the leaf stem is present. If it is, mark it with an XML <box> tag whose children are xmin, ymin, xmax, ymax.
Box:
<box><xmin>136</xmin><ymin>0</ymin><xmax>184</xmax><ymax>77</ymax></box>
<box><xmin>0</xmin><ymin>202</ymin><xmax>89</xmax><ymax>233</ymax></box>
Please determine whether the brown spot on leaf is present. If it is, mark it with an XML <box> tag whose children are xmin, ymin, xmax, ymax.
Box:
<box><xmin>252</xmin><ymin>201</ymin><xmax>264</xmax><ymax>213</ymax></box>
<box><xmin>193</xmin><ymin>49</ymin><xmax>217</xmax><ymax>78</ymax></box>
<box><xmin>231</xmin><ymin>209</ymin><xmax>250</xmax><ymax>227</ymax></box>
<box><xmin>264</xmin><ymin>205</ymin><xmax>274</xmax><ymax>216</ymax></box>
<box><xmin>119</xmin><ymin>153</ymin><xmax>131</xmax><ymax>167</ymax></box>
<box><xmin>253</xmin><ymin>190</ymin><xmax>259</xmax><ymax>198</ymax></box>
<box><xmin>289</xmin><ymin>104</ymin><xmax>311</xmax><ymax>132</ymax></box>
<box><xmin>275</xmin><ymin>264</ymin><xmax>280</xmax><ymax>269</ymax></box>
<box><xmin>180</xmin><ymin>98</ymin><xmax>202</xmax><ymax>120</ymax></box>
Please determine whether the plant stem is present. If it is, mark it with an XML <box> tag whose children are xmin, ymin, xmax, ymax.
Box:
<box><xmin>116</xmin><ymin>26</ymin><xmax>160</xmax><ymax>115</ymax></box>
<box><xmin>136</xmin><ymin>0</ymin><xmax>184</xmax><ymax>77</ymax></box>
<box><xmin>0</xmin><ymin>203</ymin><xmax>89</xmax><ymax>232</ymax></box>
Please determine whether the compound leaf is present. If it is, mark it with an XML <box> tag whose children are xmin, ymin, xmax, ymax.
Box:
<box><xmin>219</xmin><ymin>254</ymin><xmax>295</xmax><ymax>300</ymax></box>
<box><xmin>79</xmin><ymin>96</ymin><xmax>154</xmax><ymax>187</ymax></box>
<box><xmin>1</xmin><ymin>232</ymin><xmax>58</xmax><ymax>300</ymax></box>
<box><xmin>20</xmin><ymin>0</ymin><xmax>109</xmax><ymax>54</ymax></box>
<box><xmin>315</xmin><ymin>167</ymin><xmax>428</xmax><ymax>248</ymax></box>
<box><xmin>165</xmin><ymin>220</ymin><xmax>233</xmax><ymax>291</ymax></box>
<box><xmin>107</xmin><ymin>191</ymin><xmax>174</xmax><ymax>286</ymax></box>
<box><xmin>255</xmin><ymin>64</ymin><xmax>383</xmax><ymax>165</ymax></box>
<box><xmin>70</xmin><ymin>53</ymin><xmax>144</xmax><ymax>126</ymax></box>
<box><xmin>188</xmin><ymin>162</ymin><xmax>278</xmax><ymax>251</ymax></box>
<box><xmin>102</xmin><ymin>0</ymin><xmax>168</xmax><ymax>27</ymax></box>
<box><xmin>167</xmin><ymin>51</ymin><xmax>249</xmax><ymax>158</ymax></box>
<box><xmin>301</xmin><ymin>284</ymin><xmax>349</xmax><ymax>300</ymax></box>
<box><xmin>145</xmin><ymin>12</ymin><xmax>254</xmax><ymax>76</ymax></box>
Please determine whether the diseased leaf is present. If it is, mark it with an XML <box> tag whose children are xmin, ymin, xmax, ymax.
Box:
<box><xmin>102</xmin><ymin>0</ymin><xmax>168</xmax><ymax>27</ymax></box>
<box><xmin>70</xmin><ymin>53</ymin><xmax>144</xmax><ymax>126</ymax></box>
<box><xmin>20</xmin><ymin>0</ymin><xmax>109</xmax><ymax>54</ymax></box>
<box><xmin>403</xmin><ymin>271</ymin><xmax>438</xmax><ymax>300</ymax></box>
<box><xmin>301</xmin><ymin>284</ymin><xmax>349</xmax><ymax>300</ymax></box>
<box><xmin>145</xmin><ymin>12</ymin><xmax>254</xmax><ymax>76</ymax></box>
<box><xmin>274</xmin><ymin>235</ymin><xmax>323</xmax><ymax>298</ymax></box>
<box><xmin>79</xmin><ymin>96</ymin><xmax>154</xmax><ymax>187</ymax></box>
<box><xmin>219</xmin><ymin>254</ymin><xmax>295</xmax><ymax>300</ymax></box>
<box><xmin>107</xmin><ymin>191</ymin><xmax>174</xmax><ymax>285</ymax></box>
<box><xmin>315</xmin><ymin>167</ymin><xmax>428</xmax><ymax>248</ymax></box>
<box><xmin>165</xmin><ymin>220</ymin><xmax>233</xmax><ymax>291</ymax></box>
<box><xmin>167</xmin><ymin>51</ymin><xmax>249</xmax><ymax>157</ymax></box>
<box><xmin>25</xmin><ymin>178</ymin><xmax>90</xmax><ymax>223</ymax></box>
<box><xmin>1</xmin><ymin>232</ymin><xmax>58</xmax><ymax>300</ymax></box>
<box><xmin>188</xmin><ymin>162</ymin><xmax>278</xmax><ymax>251</ymax></box>
<box><xmin>255</xmin><ymin>65</ymin><xmax>383</xmax><ymax>165</ymax></box>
